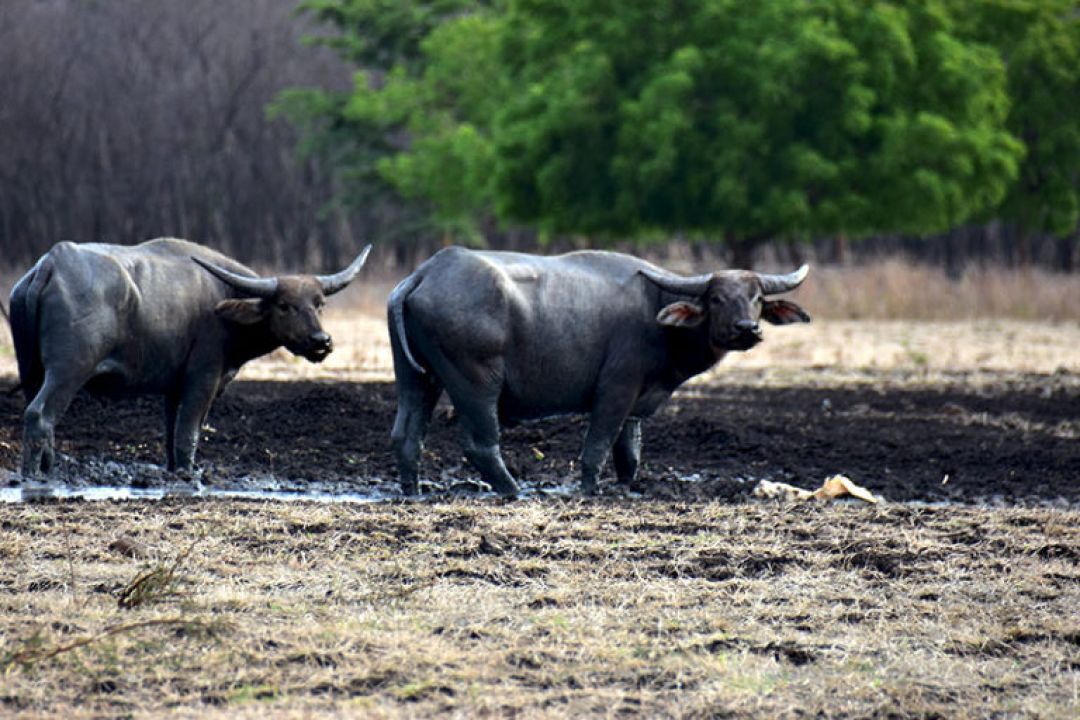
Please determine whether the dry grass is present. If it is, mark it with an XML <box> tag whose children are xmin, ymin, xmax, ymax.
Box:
<box><xmin>0</xmin><ymin>499</ymin><xmax>1077</xmax><ymax>717</ymax></box>
<box><xmin>176</xmin><ymin>314</ymin><xmax>1080</xmax><ymax>386</ymax></box>
<box><xmin>5</xmin><ymin>306</ymin><xmax>1077</xmax><ymax>382</ymax></box>
<box><xmin>3</xmin><ymin>260</ymin><xmax>1078</xmax><ymax>384</ymax></box>
<box><xmin>789</xmin><ymin>259</ymin><xmax>1080</xmax><ymax>322</ymax></box>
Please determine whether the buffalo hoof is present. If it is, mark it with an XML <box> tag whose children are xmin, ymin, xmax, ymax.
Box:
<box><xmin>172</xmin><ymin>467</ymin><xmax>205</xmax><ymax>489</ymax></box>
<box><xmin>490</xmin><ymin>480</ymin><xmax>520</xmax><ymax>498</ymax></box>
<box><xmin>580</xmin><ymin>480</ymin><xmax>601</xmax><ymax>496</ymax></box>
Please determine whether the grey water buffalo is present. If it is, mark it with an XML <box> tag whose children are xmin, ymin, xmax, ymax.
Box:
<box><xmin>388</xmin><ymin>247</ymin><xmax>810</xmax><ymax>496</ymax></box>
<box><xmin>10</xmin><ymin>237</ymin><xmax>371</xmax><ymax>477</ymax></box>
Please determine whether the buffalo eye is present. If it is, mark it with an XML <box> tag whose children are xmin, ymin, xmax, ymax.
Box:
<box><xmin>276</xmin><ymin>301</ymin><xmax>291</xmax><ymax>312</ymax></box>
<box><xmin>709</xmin><ymin>295</ymin><xmax>722</xmax><ymax>306</ymax></box>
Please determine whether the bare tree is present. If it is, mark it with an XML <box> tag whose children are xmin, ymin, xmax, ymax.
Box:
<box><xmin>0</xmin><ymin>0</ymin><xmax>362</xmax><ymax>269</ymax></box>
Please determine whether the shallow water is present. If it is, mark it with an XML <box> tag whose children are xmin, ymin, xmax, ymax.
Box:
<box><xmin>2</xmin><ymin>472</ymin><xmax>583</xmax><ymax>507</ymax></box>
<box><xmin>0</xmin><ymin>484</ymin><xmax>402</xmax><ymax>504</ymax></box>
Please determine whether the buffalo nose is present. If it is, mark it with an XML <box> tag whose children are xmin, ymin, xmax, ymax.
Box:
<box><xmin>734</xmin><ymin>320</ymin><xmax>761</xmax><ymax>336</ymax></box>
<box><xmin>311</xmin><ymin>331</ymin><xmax>332</xmax><ymax>350</ymax></box>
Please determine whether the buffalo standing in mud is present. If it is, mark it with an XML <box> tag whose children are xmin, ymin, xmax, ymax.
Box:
<box><xmin>388</xmin><ymin>247</ymin><xmax>810</xmax><ymax>496</ymax></box>
<box><xmin>9</xmin><ymin>238</ymin><xmax>371</xmax><ymax>477</ymax></box>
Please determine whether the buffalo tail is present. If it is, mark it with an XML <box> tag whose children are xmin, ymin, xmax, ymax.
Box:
<box><xmin>387</xmin><ymin>273</ymin><xmax>426</xmax><ymax>375</ymax></box>
<box><xmin>9</xmin><ymin>255</ymin><xmax>53</xmax><ymax>400</ymax></box>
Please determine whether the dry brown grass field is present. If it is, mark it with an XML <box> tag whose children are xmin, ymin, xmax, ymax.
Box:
<box><xmin>2</xmin><ymin>500</ymin><xmax>1078</xmax><ymax>718</ymax></box>
<box><xmin>0</xmin><ymin>260</ymin><xmax>1078</xmax><ymax>717</ymax></box>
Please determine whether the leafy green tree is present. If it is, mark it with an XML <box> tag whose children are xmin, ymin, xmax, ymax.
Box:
<box><xmin>951</xmin><ymin>0</ymin><xmax>1080</xmax><ymax>257</ymax></box>
<box><xmin>282</xmin><ymin>0</ymin><xmax>1033</xmax><ymax>262</ymax></box>
<box><xmin>345</xmin><ymin>10</ymin><xmax>509</xmax><ymax>242</ymax></box>
<box><xmin>271</xmin><ymin>0</ymin><xmax>492</xmax><ymax>248</ymax></box>
<box><xmin>493</xmin><ymin>0</ymin><xmax>1024</xmax><ymax>261</ymax></box>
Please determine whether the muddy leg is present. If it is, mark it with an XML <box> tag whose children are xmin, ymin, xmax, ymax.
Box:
<box><xmin>164</xmin><ymin>393</ymin><xmax>179</xmax><ymax>472</ymax></box>
<box><xmin>580</xmin><ymin>394</ymin><xmax>636</xmax><ymax>494</ymax></box>
<box><xmin>612</xmin><ymin>418</ymin><xmax>642</xmax><ymax>484</ymax></box>
<box><xmin>21</xmin><ymin>372</ymin><xmax>84</xmax><ymax>477</ymax></box>
<box><xmin>391</xmin><ymin>375</ymin><xmax>442</xmax><ymax>495</ymax></box>
<box><xmin>450</xmin><ymin>395</ymin><xmax>519</xmax><ymax>497</ymax></box>
<box><xmin>171</xmin><ymin>376</ymin><xmax>219</xmax><ymax>472</ymax></box>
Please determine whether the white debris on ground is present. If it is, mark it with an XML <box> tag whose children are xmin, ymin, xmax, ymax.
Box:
<box><xmin>753</xmin><ymin>474</ymin><xmax>881</xmax><ymax>504</ymax></box>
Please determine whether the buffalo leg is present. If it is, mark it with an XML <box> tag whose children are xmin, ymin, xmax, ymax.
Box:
<box><xmin>163</xmin><ymin>393</ymin><xmax>180</xmax><ymax>472</ymax></box>
<box><xmin>448</xmin><ymin>393</ymin><xmax>519</xmax><ymax>497</ymax></box>
<box><xmin>171</xmin><ymin>376</ymin><xmax>219</xmax><ymax>472</ymax></box>
<box><xmin>390</xmin><ymin>374</ymin><xmax>442</xmax><ymax>496</ymax></box>
<box><xmin>21</xmin><ymin>371</ymin><xmax>84</xmax><ymax>477</ymax></box>
<box><xmin>612</xmin><ymin>418</ymin><xmax>642</xmax><ymax>484</ymax></box>
<box><xmin>580</xmin><ymin>394</ymin><xmax>636</xmax><ymax>494</ymax></box>
<box><xmin>459</xmin><ymin>428</ymin><xmax>519</xmax><ymax>497</ymax></box>
<box><xmin>427</xmin><ymin>350</ymin><xmax>519</xmax><ymax>496</ymax></box>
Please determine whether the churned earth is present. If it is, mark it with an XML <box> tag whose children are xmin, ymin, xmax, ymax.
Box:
<box><xmin>0</xmin><ymin>369</ymin><xmax>1077</xmax><ymax>506</ymax></box>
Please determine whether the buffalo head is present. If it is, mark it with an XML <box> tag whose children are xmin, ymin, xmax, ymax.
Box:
<box><xmin>643</xmin><ymin>264</ymin><xmax>810</xmax><ymax>353</ymax></box>
<box><xmin>193</xmin><ymin>245</ymin><xmax>371</xmax><ymax>362</ymax></box>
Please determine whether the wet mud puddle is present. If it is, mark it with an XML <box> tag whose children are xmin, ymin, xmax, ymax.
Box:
<box><xmin>0</xmin><ymin>484</ymin><xmax>403</xmax><ymax>504</ymax></box>
<box><xmin>0</xmin><ymin>462</ymin><xmax>580</xmax><ymax>504</ymax></box>
<box><xmin>0</xmin><ymin>484</ymin><xmax>585</xmax><ymax>504</ymax></box>
<box><xmin>2</xmin><ymin>379</ymin><xmax>1078</xmax><ymax>507</ymax></box>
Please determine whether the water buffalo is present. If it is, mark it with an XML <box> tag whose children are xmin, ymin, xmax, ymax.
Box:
<box><xmin>388</xmin><ymin>247</ymin><xmax>810</xmax><ymax>496</ymax></box>
<box><xmin>10</xmin><ymin>238</ymin><xmax>371</xmax><ymax>477</ymax></box>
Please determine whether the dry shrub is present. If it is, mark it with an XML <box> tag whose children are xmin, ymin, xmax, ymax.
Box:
<box><xmin>116</xmin><ymin>538</ymin><xmax>199</xmax><ymax>609</ymax></box>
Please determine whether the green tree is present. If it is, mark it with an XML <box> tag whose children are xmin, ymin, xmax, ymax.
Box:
<box><xmin>282</xmin><ymin>0</ymin><xmax>1030</xmax><ymax>262</ymax></box>
<box><xmin>952</xmin><ymin>0</ymin><xmax>1080</xmax><ymax>259</ymax></box>
<box><xmin>347</xmin><ymin>10</ymin><xmax>509</xmax><ymax>242</ymax></box>
<box><xmin>492</xmin><ymin>0</ymin><xmax>1024</xmax><ymax>262</ymax></box>
<box><xmin>271</xmin><ymin>0</ymin><xmax>492</xmax><ymax>249</ymax></box>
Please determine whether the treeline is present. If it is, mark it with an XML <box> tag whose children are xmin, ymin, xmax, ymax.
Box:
<box><xmin>0</xmin><ymin>0</ymin><xmax>1077</xmax><ymax>272</ymax></box>
<box><xmin>284</xmin><ymin>0</ymin><xmax>1080</xmax><ymax>269</ymax></box>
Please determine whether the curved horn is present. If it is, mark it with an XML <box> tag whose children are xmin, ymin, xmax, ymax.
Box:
<box><xmin>317</xmin><ymin>244</ymin><xmax>372</xmax><ymax>296</ymax></box>
<box><xmin>192</xmin><ymin>256</ymin><xmax>278</xmax><ymax>298</ymax></box>
<box><xmin>758</xmin><ymin>264</ymin><xmax>809</xmax><ymax>295</ymax></box>
<box><xmin>637</xmin><ymin>265</ymin><xmax>712</xmax><ymax>296</ymax></box>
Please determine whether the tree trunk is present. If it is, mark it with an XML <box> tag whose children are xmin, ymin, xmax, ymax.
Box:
<box><xmin>726</xmin><ymin>232</ymin><xmax>758</xmax><ymax>269</ymax></box>
<box><xmin>833</xmin><ymin>233</ymin><xmax>849</xmax><ymax>265</ymax></box>
<box><xmin>1015</xmin><ymin>228</ymin><xmax>1032</xmax><ymax>267</ymax></box>
<box><xmin>1058</xmin><ymin>234</ymin><xmax>1078</xmax><ymax>273</ymax></box>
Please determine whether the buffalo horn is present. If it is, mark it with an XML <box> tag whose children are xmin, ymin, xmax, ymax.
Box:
<box><xmin>317</xmin><ymin>244</ymin><xmax>372</xmax><ymax>296</ymax></box>
<box><xmin>758</xmin><ymin>264</ymin><xmax>809</xmax><ymax>295</ymax></box>
<box><xmin>192</xmin><ymin>257</ymin><xmax>279</xmax><ymax>298</ymax></box>
<box><xmin>638</xmin><ymin>266</ymin><xmax>712</xmax><ymax>296</ymax></box>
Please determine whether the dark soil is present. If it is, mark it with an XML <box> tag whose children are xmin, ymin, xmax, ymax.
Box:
<box><xmin>1</xmin><ymin>372</ymin><xmax>1077</xmax><ymax>505</ymax></box>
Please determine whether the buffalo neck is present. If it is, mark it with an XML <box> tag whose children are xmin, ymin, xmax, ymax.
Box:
<box><xmin>663</xmin><ymin>324</ymin><xmax>719</xmax><ymax>386</ymax></box>
<box><xmin>224</xmin><ymin>319</ymin><xmax>282</xmax><ymax>371</ymax></box>
<box><xmin>652</xmin><ymin>287</ymin><xmax>720</xmax><ymax>387</ymax></box>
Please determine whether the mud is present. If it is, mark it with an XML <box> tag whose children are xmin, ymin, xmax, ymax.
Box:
<box><xmin>1</xmin><ymin>371</ymin><xmax>1077</xmax><ymax>505</ymax></box>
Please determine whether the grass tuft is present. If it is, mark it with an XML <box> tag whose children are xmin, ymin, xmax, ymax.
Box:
<box><xmin>116</xmin><ymin>537</ymin><xmax>199</xmax><ymax>610</ymax></box>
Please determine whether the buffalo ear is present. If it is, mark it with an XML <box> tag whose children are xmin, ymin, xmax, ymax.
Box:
<box><xmin>215</xmin><ymin>298</ymin><xmax>265</xmax><ymax>325</ymax></box>
<box><xmin>657</xmin><ymin>301</ymin><xmax>706</xmax><ymax>328</ymax></box>
<box><xmin>761</xmin><ymin>299</ymin><xmax>810</xmax><ymax>325</ymax></box>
